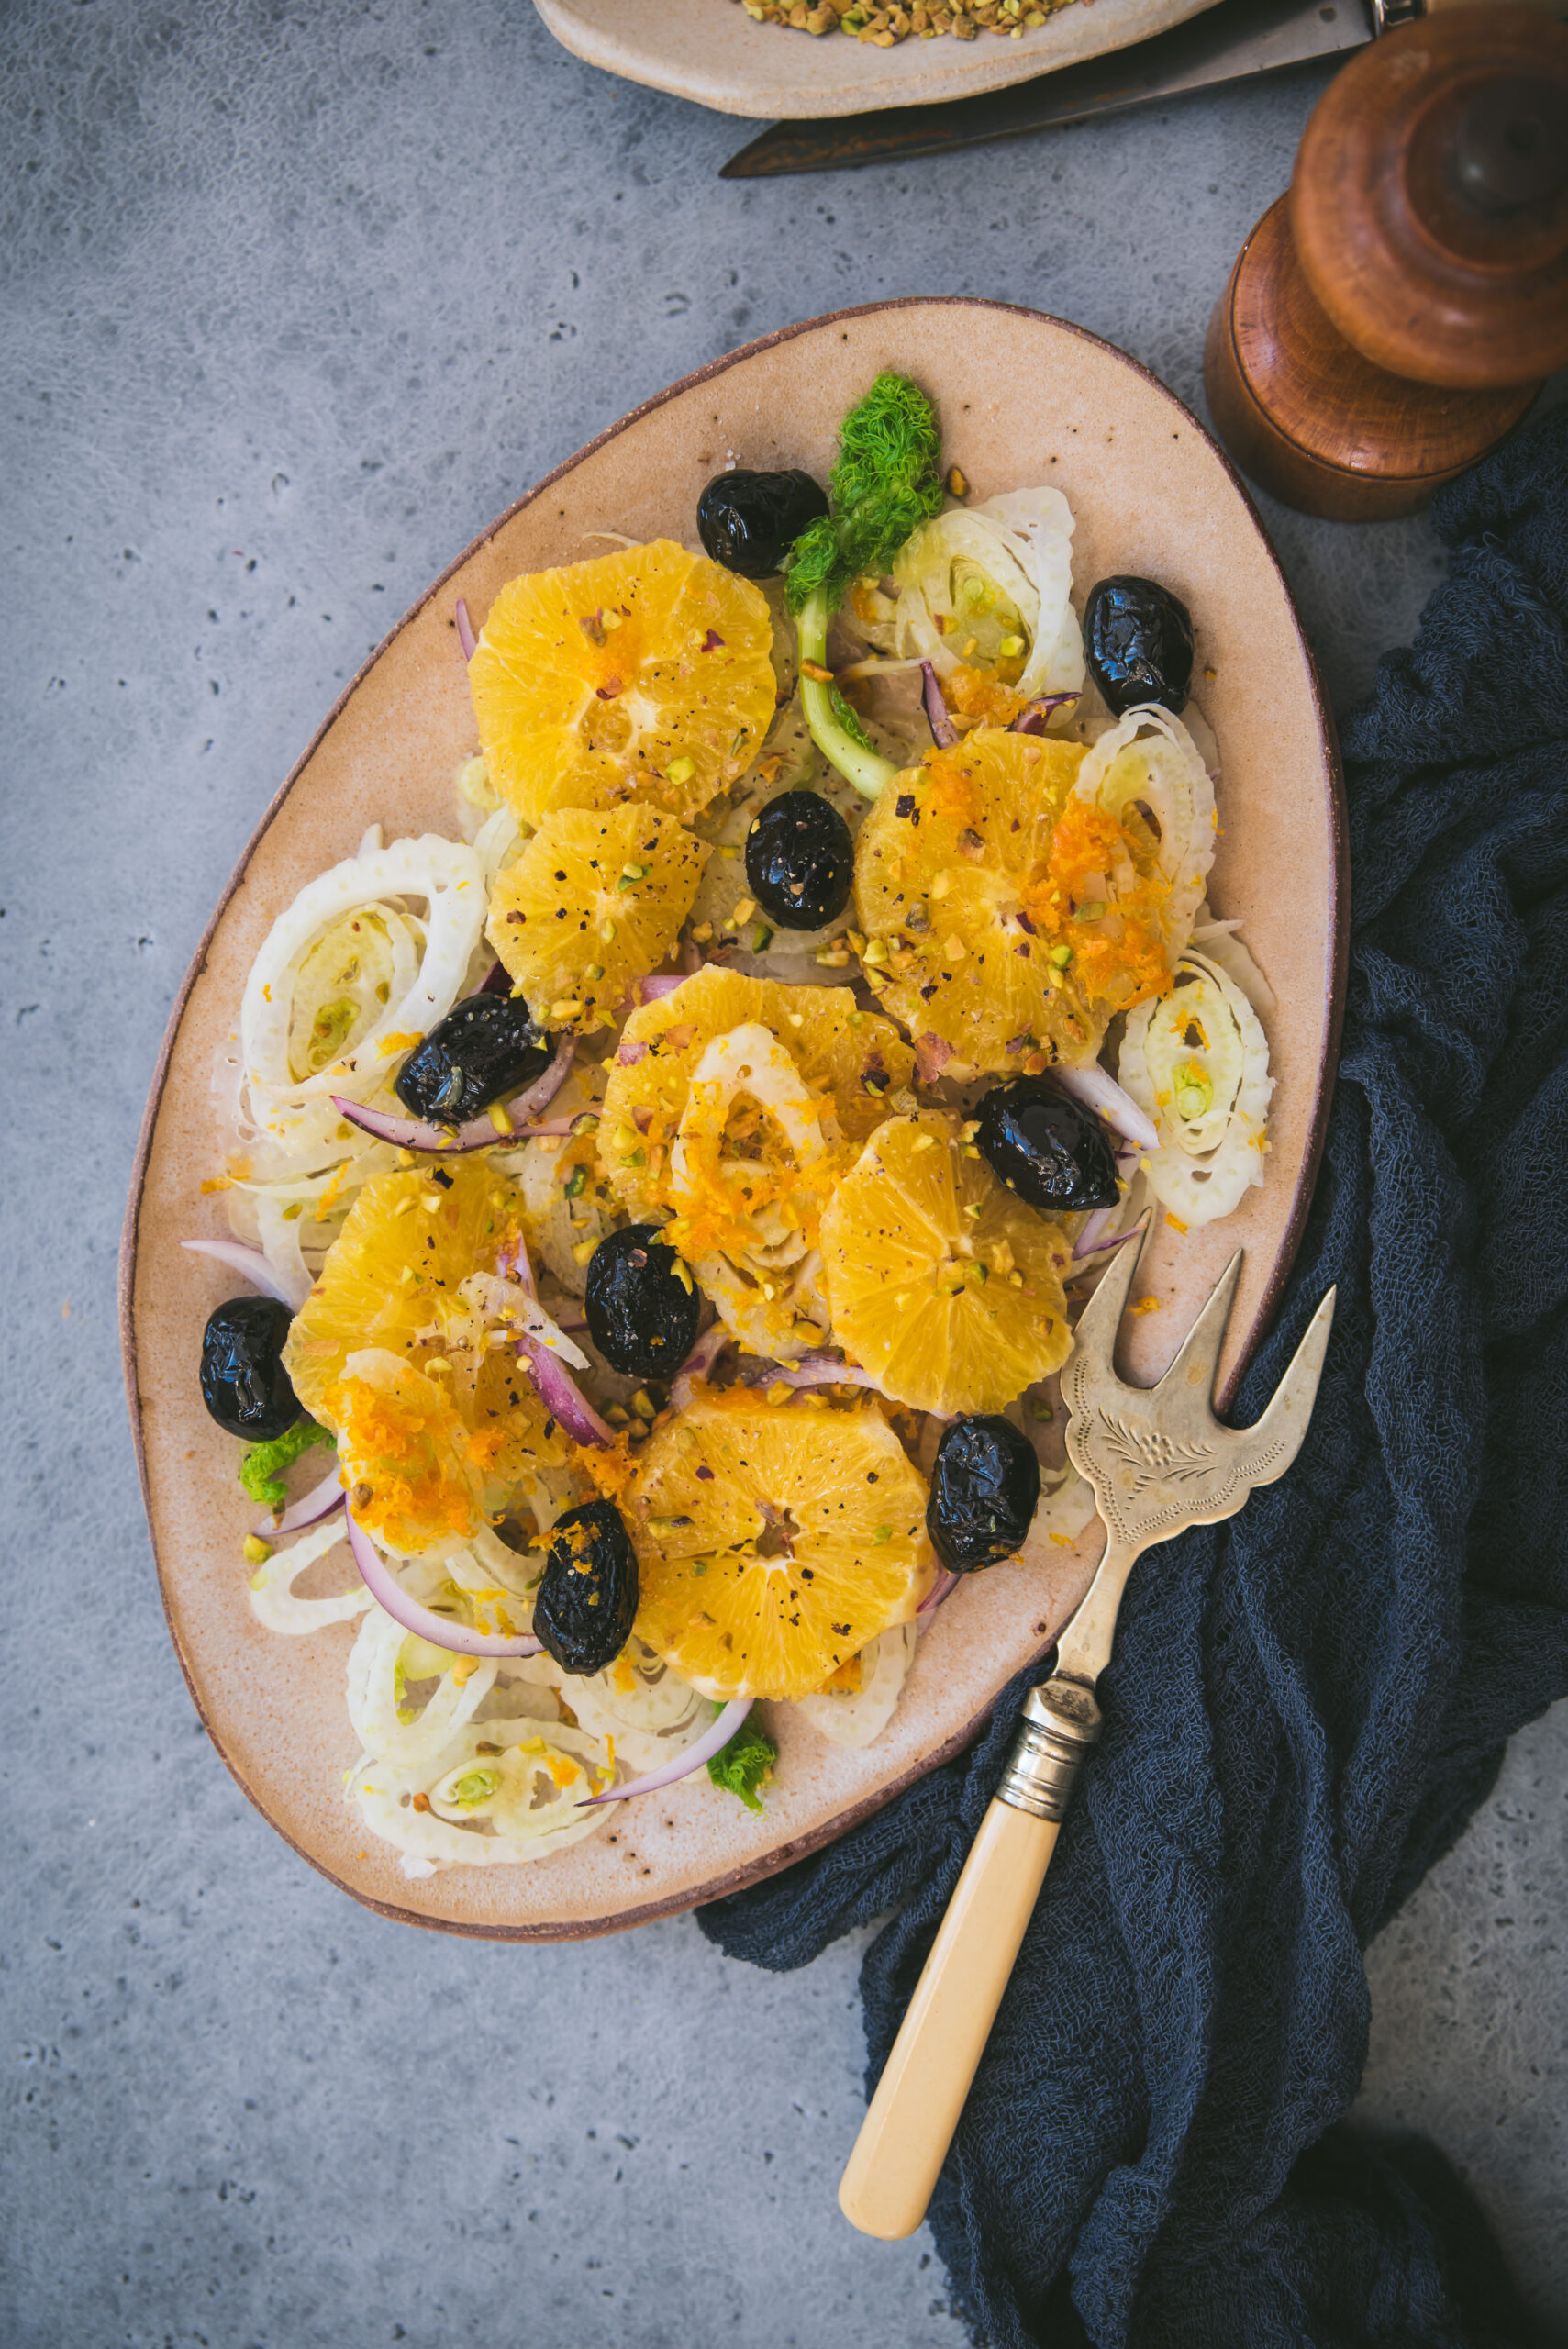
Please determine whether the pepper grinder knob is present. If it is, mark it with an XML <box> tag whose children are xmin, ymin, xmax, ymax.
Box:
<box><xmin>1204</xmin><ymin>5</ymin><xmax>1568</xmax><ymax>519</ymax></box>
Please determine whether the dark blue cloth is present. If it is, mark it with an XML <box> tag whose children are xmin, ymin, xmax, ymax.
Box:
<box><xmin>698</xmin><ymin>406</ymin><xmax>1568</xmax><ymax>2348</ymax></box>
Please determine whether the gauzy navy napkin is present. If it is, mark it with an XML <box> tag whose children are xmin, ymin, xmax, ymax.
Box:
<box><xmin>698</xmin><ymin>403</ymin><xmax>1568</xmax><ymax>2349</ymax></box>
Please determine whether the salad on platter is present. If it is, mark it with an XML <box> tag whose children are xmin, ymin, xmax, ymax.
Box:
<box><xmin>188</xmin><ymin>373</ymin><xmax>1275</xmax><ymax>1879</ymax></box>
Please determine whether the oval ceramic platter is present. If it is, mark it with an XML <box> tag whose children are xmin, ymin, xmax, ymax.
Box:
<box><xmin>123</xmin><ymin>299</ymin><xmax>1343</xmax><ymax>1941</ymax></box>
<box><xmin>533</xmin><ymin>0</ymin><xmax>1221</xmax><ymax>120</ymax></box>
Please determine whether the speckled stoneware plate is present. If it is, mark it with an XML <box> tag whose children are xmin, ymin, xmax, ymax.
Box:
<box><xmin>122</xmin><ymin>298</ymin><xmax>1343</xmax><ymax>1942</ymax></box>
<box><xmin>533</xmin><ymin>0</ymin><xmax>1222</xmax><ymax>120</ymax></box>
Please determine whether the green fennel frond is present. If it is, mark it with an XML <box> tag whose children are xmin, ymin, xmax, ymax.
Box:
<box><xmin>239</xmin><ymin>1419</ymin><xmax>336</xmax><ymax>1514</ymax></box>
<box><xmin>706</xmin><ymin>1712</ymin><xmax>778</xmax><ymax>1813</ymax></box>
<box><xmin>784</xmin><ymin>371</ymin><xmax>943</xmax><ymax>617</ymax></box>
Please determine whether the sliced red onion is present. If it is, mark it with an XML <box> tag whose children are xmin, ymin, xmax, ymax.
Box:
<box><xmin>920</xmin><ymin>661</ymin><xmax>959</xmax><ymax>749</ymax></box>
<box><xmin>742</xmin><ymin>1351</ymin><xmax>882</xmax><ymax>1396</ymax></box>
<box><xmin>1069</xmin><ymin>1219</ymin><xmax>1141</xmax><ymax>1267</ymax></box>
<box><xmin>345</xmin><ymin>1508</ymin><xmax>541</xmax><ymax>1658</ymax></box>
<box><xmin>1010</xmin><ymin>692</ymin><xmax>1080</xmax><ymax>735</ymax></box>
<box><xmin>1051</xmin><ymin>1062</ymin><xmax>1159</xmax><ymax>1152</ymax></box>
<box><xmin>182</xmin><ymin>1238</ymin><xmax>297</xmax><ymax>1308</ymax></box>
<box><xmin>258</xmin><ymin>1466</ymin><xmax>345</xmax><ymax>1538</ymax></box>
<box><xmin>506</xmin><ymin>1225</ymin><xmax>539</xmax><ymax>1298</ymax></box>
<box><xmin>330</xmin><ymin>1034</ymin><xmax>575</xmax><ymax>1154</ymax></box>
<box><xmin>640</xmin><ymin>974</ymin><xmax>685</xmax><ymax>1000</ymax></box>
<box><xmin>455</xmin><ymin>597</ymin><xmax>476</xmax><ymax>662</ymax></box>
<box><xmin>917</xmin><ymin>1568</ymin><xmax>960</xmax><ymax>1626</ymax></box>
<box><xmin>670</xmin><ymin>1322</ymin><xmax>731</xmax><ymax>1411</ymax></box>
<box><xmin>1072</xmin><ymin>1206</ymin><xmax>1114</xmax><ymax>1261</ymax></box>
<box><xmin>479</xmin><ymin>958</ymin><xmax>510</xmax><ymax>996</ymax></box>
<box><xmin>518</xmin><ymin>1336</ymin><xmax>615</xmax><ymax>1448</ymax></box>
<box><xmin>581</xmin><ymin>1696</ymin><xmax>754</xmax><ymax>1807</ymax></box>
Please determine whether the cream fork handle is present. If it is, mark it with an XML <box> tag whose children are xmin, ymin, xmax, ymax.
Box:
<box><xmin>838</xmin><ymin>1797</ymin><xmax>1059</xmax><ymax>2242</ymax></box>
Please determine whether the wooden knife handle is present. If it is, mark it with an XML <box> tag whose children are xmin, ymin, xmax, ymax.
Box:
<box><xmin>838</xmin><ymin>1797</ymin><xmax>1060</xmax><ymax>2242</ymax></box>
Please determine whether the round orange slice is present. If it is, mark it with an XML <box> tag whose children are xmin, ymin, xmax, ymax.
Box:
<box><xmin>628</xmin><ymin>1392</ymin><xmax>933</xmax><ymax>1700</ymax></box>
<box><xmin>468</xmin><ymin>540</ymin><xmax>777</xmax><ymax>826</ymax></box>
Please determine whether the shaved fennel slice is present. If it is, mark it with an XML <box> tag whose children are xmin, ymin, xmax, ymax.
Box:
<box><xmin>892</xmin><ymin>490</ymin><xmax>1084</xmax><ymax>707</ymax></box>
<box><xmin>473</xmin><ymin>803</ymin><xmax>525</xmax><ymax>891</ymax></box>
<box><xmin>346</xmin><ymin>1605</ymin><xmax>500</xmax><ymax>1779</ymax></box>
<box><xmin>351</xmin><ymin>1719</ymin><xmax>610</xmax><ymax>1876</ymax></box>
<box><xmin>795</xmin><ymin>1622</ymin><xmax>917</xmax><ymax>1750</ymax></box>
<box><xmin>248</xmin><ymin>1515</ymin><xmax>372</xmax><ymax>1635</ymax></box>
<box><xmin>1074</xmin><ymin>705</ymin><xmax>1217</xmax><ymax>959</ymax></box>
<box><xmin>1118</xmin><ymin>952</ymin><xmax>1273</xmax><ymax>1224</ymax></box>
<box><xmin>240</xmin><ymin>834</ymin><xmax>485</xmax><ymax>1107</ymax></box>
<box><xmin>668</xmin><ymin>1022</ymin><xmax>840</xmax><ymax>1359</ymax></box>
<box><xmin>561</xmin><ymin>1639</ymin><xmax>712</xmax><ymax>1776</ymax></box>
<box><xmin>1189</xmin><ymin>908</ymin><xmax>1277</xmax><ymax>1021</ymax></box>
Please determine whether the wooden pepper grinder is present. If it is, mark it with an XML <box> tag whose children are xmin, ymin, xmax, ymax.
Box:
<box><xmin>1204</xmin><ymin>2</ymin><xmax>1568</xmax><ymax>519</ymax></box>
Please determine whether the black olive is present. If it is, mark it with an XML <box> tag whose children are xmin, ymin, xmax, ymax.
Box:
<box><xmin>1084</xmin><ymin>575</ymin><xmax>1195</xmax><ymax>717</ymax></box>
<box><xmin>744</xmin><ymin>790</ymin><xmax>854</xmax><ymax>930</ymax></box>
<box><xmin>395</xmin><ymin>993</ymin><xmax>552</xmax><ymax>1127</ymax></box>
<box><xmin>534</xmin><ymin>1499</ymin><xmax>639</xmax><ymax>1675</ymax></box>
<box><xmin>696</xmin><ymin>468</ymin><xmax>829</xmax><ymax>580</ymax></box>
<box><xmin>976</xmin><ymin>1077</ymin><xmax>1120</xmax><ymax>1215</ymax></box>
<box><xmin>928</xmin><ymin>1415</ymin><xmax>1040</xmax><ymax>1574</ymax></box>
<box><xmin>584</xmin><ymin>1224</ymin><xmax>702</xmax><ymax>1383</ymax></box>
<box><xmin>200</xmin><ymin>1297</ymin><xmax>299</xmax><ymax>1442</ymax></box>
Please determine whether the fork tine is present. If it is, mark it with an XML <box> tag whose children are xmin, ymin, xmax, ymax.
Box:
<box><xmin>1151</xmin><ymin>1249</ymin><xmax>1242</xmax><ymax>1408</ymax></box>
<box><xmin>1234</xmin><ymin>1286</ymin><xmax>1337</xmax><ymax>1487</ymax></box>
<box><xmin>1068</xmin><ymin>1209</ymin><xmax>1153</xmax><ymax>1374</ymax></box>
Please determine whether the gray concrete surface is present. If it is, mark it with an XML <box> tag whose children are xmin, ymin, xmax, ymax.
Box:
<box><xmin>2</xmin><ymin>3</ymin><xmax>1563</xmax><ymax>2342</ymax></box>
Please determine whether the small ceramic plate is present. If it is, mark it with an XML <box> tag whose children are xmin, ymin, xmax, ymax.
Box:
<box><xmin>533</xmin><ymin>0</ymin><xmax>1222</xmax><ymax>120</ymax></box>
<box><xmin>122</xmin><ymin>299</ymin><xmax>1342</xmax><ymax>1941</ymax></box>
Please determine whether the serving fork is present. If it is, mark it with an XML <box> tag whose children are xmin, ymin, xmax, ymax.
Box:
<box><xmin>839</xmin><ymin>1219</ymin><xmax>1336</xmax><ymax>2240</ymax></box>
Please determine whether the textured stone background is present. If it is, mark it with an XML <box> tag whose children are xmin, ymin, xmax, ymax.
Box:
<box><xmin>2</xmin><ymin>4</ymin><xmax>1562</xmax><ymax>2343</ymax></box>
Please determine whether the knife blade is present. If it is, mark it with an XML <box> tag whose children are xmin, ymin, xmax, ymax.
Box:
<box><xmin>720</xmin><ymin>0</ymin><xmax>1375</xmax><ymax>178</ymax></box>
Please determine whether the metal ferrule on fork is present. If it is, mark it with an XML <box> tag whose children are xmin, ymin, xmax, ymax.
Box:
<box><xmin>996</xmin><ymin>1679</ymin><xmax>1104</xmax><ymax>1821</ymax></box>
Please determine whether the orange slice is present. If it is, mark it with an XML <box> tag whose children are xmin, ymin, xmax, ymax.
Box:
<box><xmin>852</xmin><ymin>726</ymin><xmax>1175</xmax><ymax>1074</ymax></box>
<box><xmin>487</xmin><ymin>805</ymin><xmax>708</xmax><ymax>1033</ymax></box>
<box><xmin>628</xmin><ymin>1392</ymin><xmax>932</xmax><ymax>1700</ymax></box>
<box><xmin>283</xmin><ymin>1163</ymin><xmax>568</xmax><ymax>1550</ymax></box>
<box><xmin>819</xmin><ymin>1111</ymin><xmax>1073</xmax><ymax>1415</ymax></box>
<box><xmin>469</xmin><ymin>540</ymin><xmax>776</xmax><ymax>826</ymax></box>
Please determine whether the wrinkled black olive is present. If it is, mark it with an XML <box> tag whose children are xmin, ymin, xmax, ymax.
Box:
<box><xmin>744</xmin><ymin>790</ymin><xmax>854</xmax><ymax>930</ymax></box>
<box><xmin>697</xmin><ymin>468</ymin><xmax>829</xmax><ymax>580</ymax></box>
<box><xmin>929</xmin><ymin>1415</ymin><xmax>1041</xmax><ymax>1574</ymax></box>
<box><xmin>584</xmin><ymin>1224</ymin><xmax>702</xmax><ymax>1383</ymax></box>
<box><xmin>395</xmin><ymin>992</ymin><xmax>552</xmax><ymax>1126</ymax></box>
<box><xmin>200</xmin><ymin>1297</ymin><xmax>299</xmax><ymax>1442</ymax></box>
<box><xmin>1084</xmin><ymin>575</ymin><xmax>1195</xmax><ymax>717</ymax></box>
<box><xmin>534</xmin><ymin>1499</ymin><xmax>639</xmax><ymax>1675</ymax></box>
<box><xmin>976</xmin><ymin>1077</ymin><xmax>1120</xmax><ymax>1215</ymax></box>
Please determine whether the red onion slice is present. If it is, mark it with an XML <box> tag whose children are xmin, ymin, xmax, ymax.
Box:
<box><xmin>743</xmin><ymin>1351</ymin><xmax>882</xmax><ymax>1396</ymax></box>
<box><xmin>580</xmin><ymin>1696</ymin><xmax>754</xmax><ymax>1807</ymax></box>
<box><xmin>1010</xmin><ymin>692</ymin><xmax>1080</xmax><ymax>736</ymax></box>
<box><xmin>1051</xmin><ymin>1062</ymin><xmax>1159</xmax><ymax>1152</ymax></box>
<box><xmin>346</xmin><ymin>1508</ymin><xmax>542</xmax><ymax>1658</ymax></box>
<box><xmin>455</xmin><ymin>597</ymin><xmax>476</xmax><ymax>662</ymax></box>
<box><xmin>518</xmin><ymin>1336</ymin><xmax>616</xmax><ymax>1448</ymax></box>
<box><xmin>1065</xmin><ymin>1211</ymin><xmax>1140</xmax><ymax>1268</ymax></box>
<box><xmin>639</xmin><ymin>974</ymin><xmax>685</xmax><ymax>1000</ymax></box>
<box><xmin>670</xmin><ymin>1323</ymin><xmax>731</xmax><ymax>1411</ymax></box>
<box><xmin>917</xmin><ymin>1568</ymin><xmax>960</xmax><ymax>1626</ymax></box>
<box><xmin>258</xmin><ymin>1467</ymin><xmax>346</xmax><ymax>1538</ymax></box>
<box><xmin>920</xmin><ymin>661</ymin><xmax>959</xmax><ymax>749</ymax></box>
<box><xmin>182</xmin><ymin>1238</ymin><xmax>297</xmax><ymax>1308</ymax></box>
<box><xmin>331</xmin><ymin>1034</ymin><xmax>575</xmax><ymax>1153</ymax></box>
